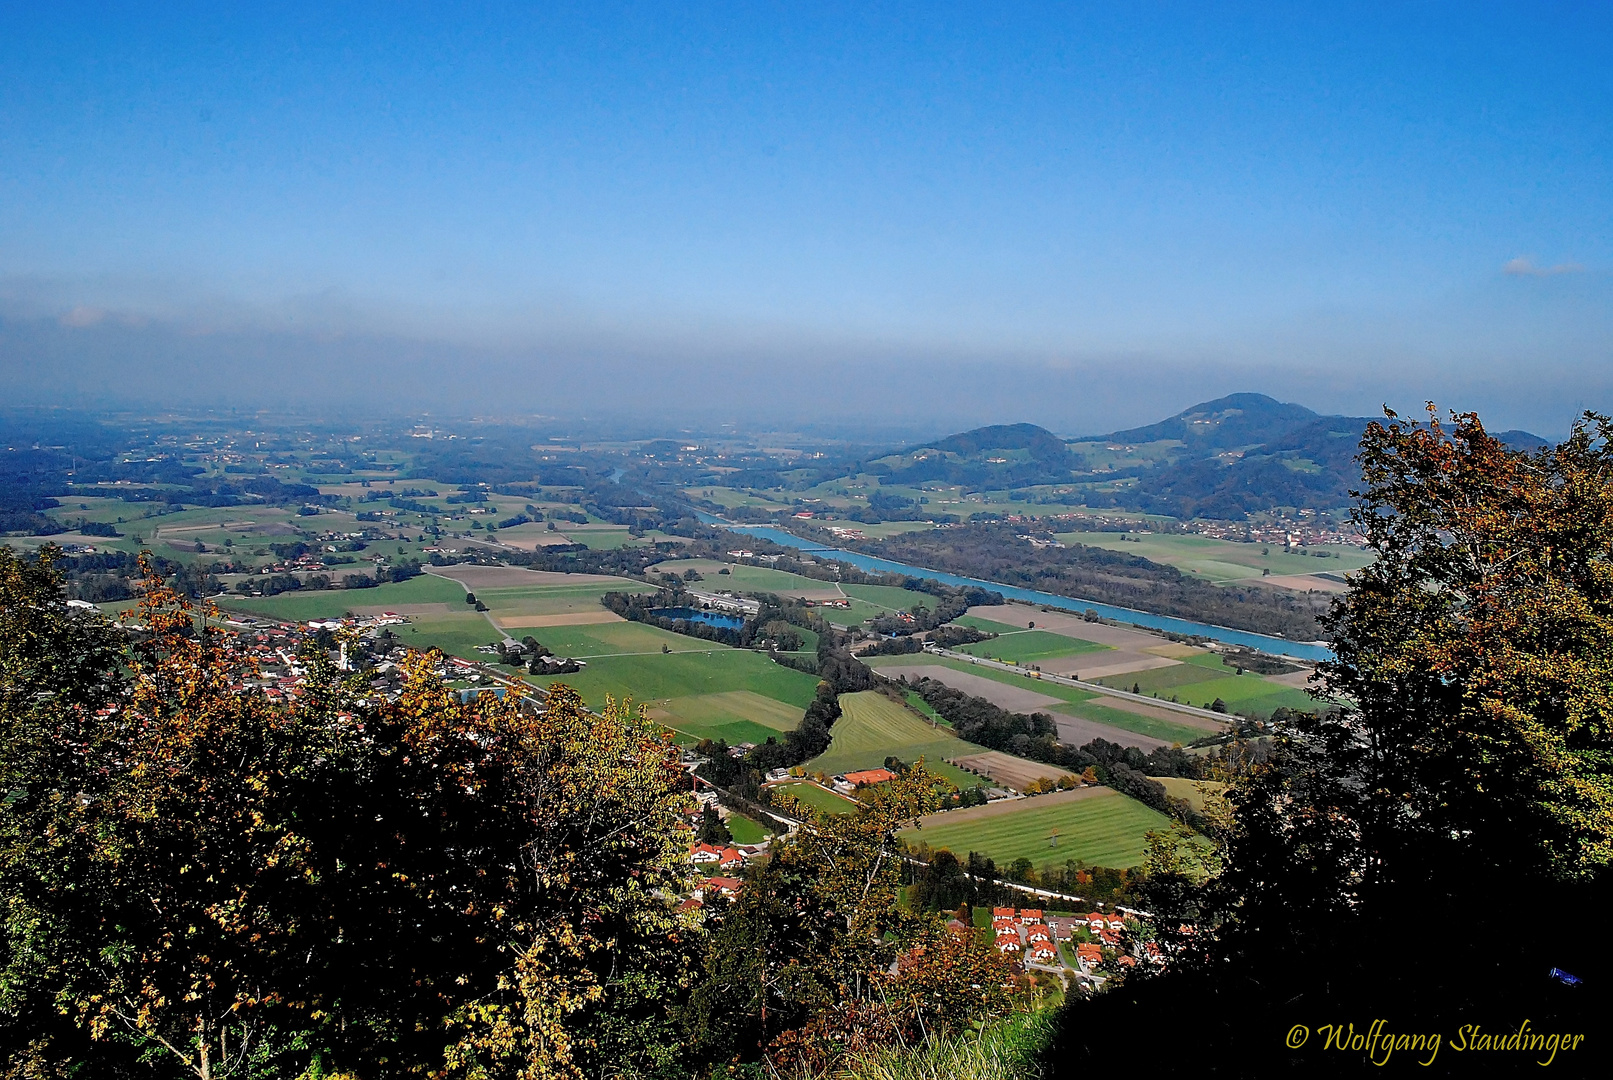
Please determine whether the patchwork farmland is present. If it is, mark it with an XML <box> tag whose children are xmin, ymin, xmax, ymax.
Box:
<box><xmin>901</xmin><ymin>787</ymin><xmax>1173</xmax><ymax>870</ymax></box>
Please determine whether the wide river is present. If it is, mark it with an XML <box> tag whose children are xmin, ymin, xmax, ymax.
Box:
<box><xmin>700</xmin><ymin>516</ymin><xmax>1332</xmax><ymax>662</ymax></box>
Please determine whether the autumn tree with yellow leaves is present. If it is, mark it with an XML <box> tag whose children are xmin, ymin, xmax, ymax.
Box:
<box><xmin>0</xmin><ymin>551</ymin><xmax>698</xmax><ymax>1079</ymax></box>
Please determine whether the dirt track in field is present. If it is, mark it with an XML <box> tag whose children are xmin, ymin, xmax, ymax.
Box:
<box><xmin>875</xmin><ymin>664</ymin><xmax>1066</xmax><ymax>712</ymax></box>
<box><xmin>426</xmin><ymin>565</ymin><xmax>627</xmax><ymax>588</ymax></box>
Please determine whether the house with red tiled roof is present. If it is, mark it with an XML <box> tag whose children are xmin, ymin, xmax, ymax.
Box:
<box><xmin>704</xmin><ymin>876</ymin><xmax>742</xmax><ymax>898</ymax></box>
<box><xmin>1026</xmin><ymin>925</ymin><xmax>1052</xmax><ymax>943</ymax></box>
<box><xmin>1028</xmin><ymin>940</ymin><xmax>1059</xmax><ymax>963</ymax></box>
<box><xmin>688</xmin><ymin>842</ymin><xmax>744</xmax><ymax>868</ymax></box>
<box><xmin>1018</xmin><ymin>908</ymin><xmax>1043</xmax><ymax>924</ymax></box>
<box><xmin>992</xmin><ymin>907</ymin><xmax>1016</xmax><ymax>920</ymax></box>
<box><xmin>996</xmin><ymin>936</ymin><xmax>1021</xmax><ymax>953</ymax></box>
<box><xmin>1075</xmin><ymin>942</ymin><xmax>1104</xmax><ymax>970</ymax></box>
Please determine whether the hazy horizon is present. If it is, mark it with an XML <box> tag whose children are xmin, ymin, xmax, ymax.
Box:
<box><xmin>4</xmin><ymin>4</ymin><xmax>1610</xmax><ymax>437</ymax></box>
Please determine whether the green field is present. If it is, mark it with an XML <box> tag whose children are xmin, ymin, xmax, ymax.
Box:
<box><xmin>509</xmin><ymin>620</ymin><xmax>707</xmax><ymax>659</ymax></box>
<box><xmin>955</xmin><ymin>614</ymin><xmax>1042</xmax><ymax>635</ymax></box>
<box><xmin>216</xmin><ymin>573</ymin><xmax>469</xmax><ymax>620</ymax></box>
<box><xmin>647</xmin><ymin>690</ymin><xmax>806</xmax><ymax>744</ymax></box>
<box><xmin>1061</xmin><ymin>531</ymin><xmax>1374</xmax><ymax>583</ymax></box>
<box><xmin>476</xmin><ymin>581</ymin><xmax>654</xmax><ymax>617</ymax></box>
<box><xmin>904</xmin><ymin>690</ymin><xmax>949</xmax><ymax>727</ymax></box>
<box><xmin>559</xmin><ymin>526</ymin><xmax>638</xmax><ymax>549</ymax></box>
<box><xmin>954</xmin><ymin>630</ymin><xmax>1111</xmax><ymax>664</ymax></box>
<box><xmin>807</xmin><ymin>691</ymin><xmax>985</xmax><ymax>776</ymax></box>
<box><xmin>396</xmin><ymin>613</ymin><xmax>511</xmax><ymax>659</ymax></box>
<box><xmin>920</xmin><ymin>759</ymin><xmax>993</xmax><ymax>791</ymax></box>
<box><xmin>687</xmin><ymin>487</ymin><xmax>794</xmax><ymax>511</ymax></box>
<box><xmin>1050</xmin><ymin>702</ymin><xmax>1213</xmax><ymax>746</ymax></box>
<box><xmin>725</xmin><ymin>813</ymin><xmax>774</xmax><ymax>844</ymax></box>
<box><xmin>900</xmin><ymin>789</ymin><xmax>1173</xmax><ymax>870</ymax></box>
<box><xmin>1095</xmin><ymin>660</ymin><xmax>1315</xmax><ymax>716</ymax></box>
<box><xmin>533</xmin><ymin>648</ymin><xmax>821</xmax><ymax>717</ymax></box>
<box><xmin>840</xmin><ymin>583</ymin><xmax>934</xmax><ymax>613</ymax></box>
<box><xmin>866</xmin><ymin>654</ymin><xmax>1099</xmax><ymax>708</ymax></box>
<box><xmin>1150</xmin><ymin>776</ymin><xmax>1228</xmax><ymax>811</ymax></box>
<box><xmin>771</xmin><ymin>781</ymin><xmax>860</xmax><ymax>815</ymax></box>
<box><xmin>647</xmin><ymin>559</ymin><xmax>845</xmax><ymax>598</ymax></box>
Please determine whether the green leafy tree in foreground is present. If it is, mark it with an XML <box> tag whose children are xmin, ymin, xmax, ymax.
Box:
<box><xmin>0</xmin><ymin>548</ymin><xmax>698</xmax><ymax>1079</ymax></box>
<box><xmin>1049</xmin><ymin>409</ymin><xmax>1613</xmax><ymax>1074</ymax></box>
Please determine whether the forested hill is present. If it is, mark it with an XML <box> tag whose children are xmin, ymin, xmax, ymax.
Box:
<box><xmin>826</xmin><ymin>395</ymin><xmax>1550</xmax><ymax>521</ymax></box>
<box><xmin>1076</xmin><ymin>394</ymin><xmax>1548</xmax><ymax>519</ymax></box>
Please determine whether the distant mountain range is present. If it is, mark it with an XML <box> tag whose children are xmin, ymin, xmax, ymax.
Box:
<box><xmin>827</xmin><ymin>393</ymin><xmax>1547</xmax><ymax>521</ymax></box>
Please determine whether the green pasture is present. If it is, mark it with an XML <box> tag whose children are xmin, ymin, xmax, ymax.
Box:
<box><xmin>807</xmin><ymin>691</ymin><xmax>984</xmax><ymax>777</ymax></box>
<box><xmin>725</xmin><ymin>813</ymin><xmax>774</xmax><ymax>844</ymax></box>
<box><xmin>395</xmin><ymin>614</ymin><xmax>509</xmax><ymax>660</ymax></box>
<box><xmin>649</xmin><ymin>690</ymin><xmax>806</xmax><ymax>744</ymax></box>
<box><xmin>955</xmin><ymin>614</ymin><xmax>1041</xmax><ymax>635</ymax></box>
<box><xmin>559</xmin><ymin>526</ymin><xmax>638</xmax><ymax>550</ymax></box>
<box><xmin>771</xmin><ymin>781</ymin><xmax>860</xmax><ymax>816</ymax></box>
<box><xmin>840</xmin><ymin>583</ymin><xmax>934</xmax><ymax>613</ymax></box>
<box><xmin>686</xmin><ymin>487</ymin><xmax>794</xmax><ymax>511</ymax></box>
<box><xmin>900</xmin><ymin>789</ymin><xmax>1172</xmax><ymax>870</ymax></box>
<box><xmin>43</xmin><ymin>495</ymin><xmax>157</xmax><ymax>527</ymax></box>
<box><xmin>953</xmin><ymin>630</ymin><xmax>1111</xmax><ymax>664</ymax></box>
<box><xmin>866</xmin><ymin>654</ymin><xmax>1099</xmax><ymax>708</ymax></box>
<box><xmin>904</xmin><ymin>691</ymin><xmax>949</xmax><ymax>727</ymax></box>
<box><xmin>1051</xmin><ymin>702</ymin><xmax>1212</xmax><ymax>747</ymax></box>
<box><xmin>477</xmin><ymin>581</ymin><xmax>654</xmax><ymax>617</ymax></box>
<box><xmin>505</xmin><ymin>620</ymin><xmax>699</xmax><ymax>659</ymax></box>
<box><xmin>703</xmin><ymin>562</ymin><xmax>839</xmax><ymax>596</ymax></box>
<box><xmin>1149</xmin><ymin>776</ymin><xmax>1228</xmax><ymax>811</ymax></box>
<box><xmin>1062</xmin><ymin>532</ymin><xmax>1373</xmax><ymax>583</ymax></box>
<box><xmin>919</xmin><ymin>759</ymin><xmax>992</xmax><ymax>791</ymax></box>
<box><xmin>1097</xmin><ymin>663</ymin><xmax>1225</xmax><ymax>694</ymax></box>
<box><xmin>532</xmin><ymin>648</ymin><xmax>820</xmax><ymax>715</ymax></box>
<box><xmin>6</xmin><ymin>533</ymin><xmax>149</xmax><ymax>559</ymax></box>
<box><xmin>215</xmin><ymin>574</ymin><xmax>469</xmax><ymax>620</ymax></box>
<box><xmin>955</xmin><ymin>614</ymin><xmax>1115</xmax><ymax>652</ymax></box>
<box><xmin>1094</xmin><ymin>661</ymin><xmax>1315</xmax><ymax>716</ymax></box>
<box><xmin>841</xmin><ymin>599</ymin><xmax>894</xmax><ymax>626</ymax></box>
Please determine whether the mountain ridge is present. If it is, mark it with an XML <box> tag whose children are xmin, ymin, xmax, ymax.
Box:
<box><xmin>874</xmin><ymin>394</ymin><xmax>1547</xmax><ymax>519</ymax></box>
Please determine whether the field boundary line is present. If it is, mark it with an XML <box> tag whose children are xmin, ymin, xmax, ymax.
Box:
<box><xmin>918</xmin><ymin>646</ymin><xmax>1233</xmax><ymax>724</ymax></box>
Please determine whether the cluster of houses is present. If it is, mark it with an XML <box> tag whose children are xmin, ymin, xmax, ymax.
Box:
<box><xmin>679</xmin><ymin>837</ymin><xmax>770</xmax><ymax>916</ymax></box>
<box><xmin>990</xmin><ymin>907</ymin><xmax>1061</xmax><ymax>965</ymax></box>
<box><xmin>989</xmin><ymin>906</ymin><xmax>1155</xmax><ymax>977</ymax></box>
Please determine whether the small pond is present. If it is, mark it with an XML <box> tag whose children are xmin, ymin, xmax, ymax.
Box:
<box><xmin>651</xmin><ymin>607</ymin><xmax>745</xmax><ymax>630</ymax></box>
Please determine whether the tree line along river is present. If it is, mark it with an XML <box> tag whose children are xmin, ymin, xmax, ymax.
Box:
<box><xmin>696</xmin><ymin>515</ymin><xmax>1333</xmax><ymax>662</ymax></box>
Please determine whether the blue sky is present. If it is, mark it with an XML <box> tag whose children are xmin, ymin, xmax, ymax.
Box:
<box><xmin>1</xmin><ymin>3</ymin><xmax>1609</xmax><ymax>434</ymax></box>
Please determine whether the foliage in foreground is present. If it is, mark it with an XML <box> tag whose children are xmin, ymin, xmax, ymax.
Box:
<box><xmin>0</xmin><ymin>550</ymin><xmax>1017</xmax><ymax>1079</ymax></box>
<box><xmin>818</xmin><ymin>1011</ymin><xmax>1050</xmax><ymax>1080</ymax></box>
<box><xmin>1047</xmin><ymin>409</ymin><xmax>1613</xmax><ymax>1074</ymax></box>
